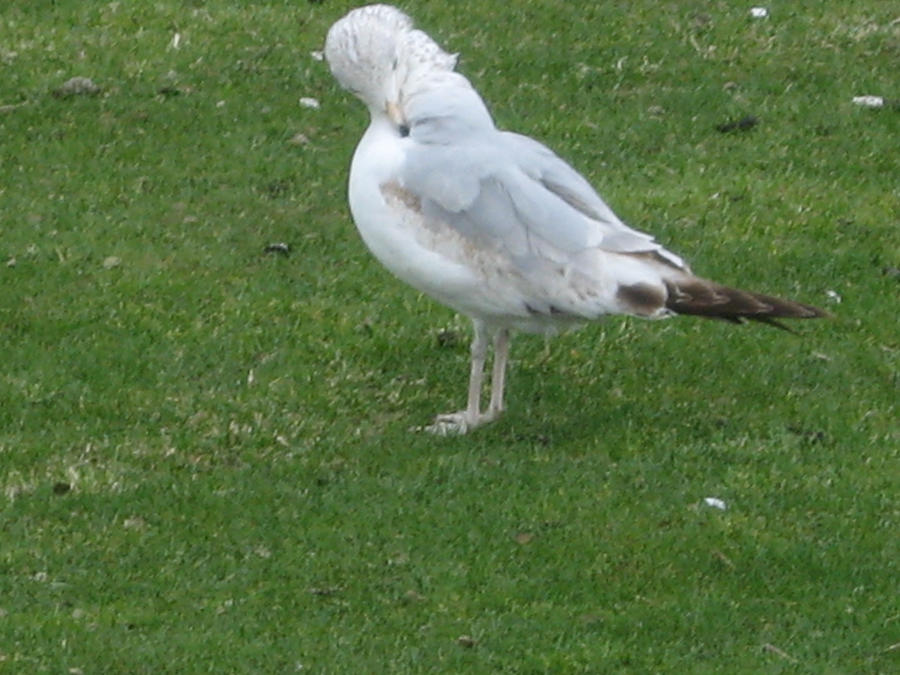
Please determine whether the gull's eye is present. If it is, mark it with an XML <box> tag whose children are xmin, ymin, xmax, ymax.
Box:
<box><xmin>398</xmin><ymin>123</ymin><xmax>410</xmax><ymax>138</ymax></box>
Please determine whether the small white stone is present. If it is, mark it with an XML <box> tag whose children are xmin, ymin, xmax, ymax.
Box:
<box><xmin>299</xmin><ymin>97</ymin><xmax>320</xmax><ymax>110</ymax></box>
<box><xmin>750</xmin><ymin>7</ymin><xmax>769</xmax><ymax>19</ymax></box>
<box><xmin>704</xmin><ymin>497</ymin><xmax>727</xmax><ymax>510</ymax></box>
<box><xmin>852</xmin><ymin>95</ymin><xmax>884</xmax><ymax>108</ymax></box>
<box><xmin>310</xmin><ymin>50</ymin><xmax>324</xmax><ymax>62</ymax></box>
<box><xmin>54</xmin><ymin>76</ymin><xmax>101</xmax><ymax>97</ymax></box>
<box><xmin>825</xmin><ymin>290</ymin><xmax>842</xmax><ymax>303</ymax></box>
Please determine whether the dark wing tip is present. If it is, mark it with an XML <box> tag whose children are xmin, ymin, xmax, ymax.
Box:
<box><xmin>664</xmin><ymin>277</ymin><xmax>830</xmax><ymax>329</ymax></box>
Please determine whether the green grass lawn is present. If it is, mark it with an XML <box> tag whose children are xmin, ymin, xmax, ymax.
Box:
<box><xmin>1</xmin><ymin>0</ymin><xmax>897</xmax><ymax>671</ymax></box>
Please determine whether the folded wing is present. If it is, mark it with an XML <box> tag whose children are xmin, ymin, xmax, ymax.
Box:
<box><xmin>403</xmin><ymin>118</ymin><xmax>685</xmax><ymax>268</ymax></box>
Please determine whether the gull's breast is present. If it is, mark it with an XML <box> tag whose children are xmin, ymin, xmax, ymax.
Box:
<box><xmin>347</xmin><ymin>119</ymin><xmax>535</xmax><ymax>323</ymax></box>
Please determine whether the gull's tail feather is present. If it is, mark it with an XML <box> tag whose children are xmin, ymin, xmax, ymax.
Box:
<box><xmin>664</xmin><ymin>277</ymin><xmax>828</xmax><ymax>331</ymax></box>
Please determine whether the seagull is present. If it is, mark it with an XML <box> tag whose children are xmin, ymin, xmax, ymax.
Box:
<box><xmin>324</xmin><ymin>4</ymin><xmax>826</xmax><ymax>435</ymax></box>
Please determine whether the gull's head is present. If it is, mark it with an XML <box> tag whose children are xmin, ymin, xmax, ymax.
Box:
<box><xmin>324</xmin><ymin>4</ymin><xmax>456</xmax><ymax>121</ymax></box>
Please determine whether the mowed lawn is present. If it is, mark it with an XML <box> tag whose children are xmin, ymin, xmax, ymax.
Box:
<box><xmin>1</xmin><ymin>0</ymin><xmax>897</xmax><ymax>671</ymax></box>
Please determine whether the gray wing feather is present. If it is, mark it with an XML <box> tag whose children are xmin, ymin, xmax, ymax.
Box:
<box><xmin>402</xmin><ymin>120</ymin><xmax>686</xmax><ymax>269</ymax></box>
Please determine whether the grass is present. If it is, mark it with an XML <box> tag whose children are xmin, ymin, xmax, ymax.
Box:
<box><xmin>1</xmin><ymin>0</ymin><xmax>897</xmax><ymax>671</ymax></box>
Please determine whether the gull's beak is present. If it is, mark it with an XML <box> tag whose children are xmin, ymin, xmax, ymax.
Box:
<box><xmin>386</xmin><ymin>101</ymin><xmax>406</xmax><ymax>127</ymax></box>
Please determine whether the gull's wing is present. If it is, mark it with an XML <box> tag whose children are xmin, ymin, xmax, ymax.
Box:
<box><xmin>401</xmin><ymin>117</ymin><xmax>688</xmax><ymax>271</ymax></box>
